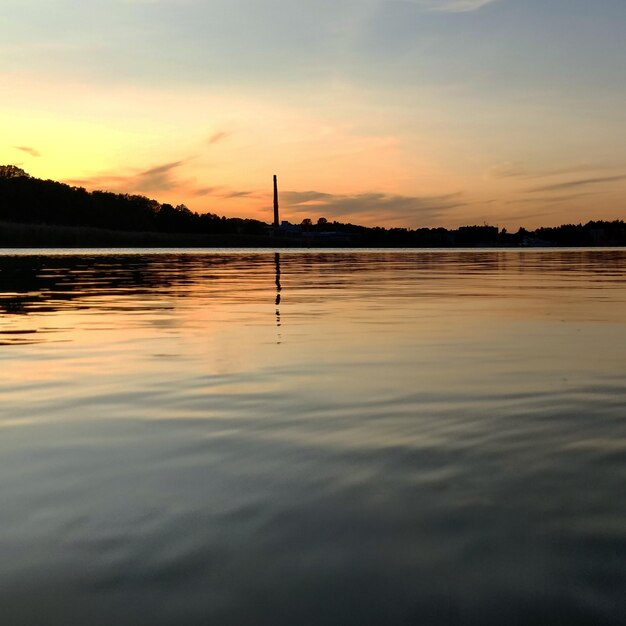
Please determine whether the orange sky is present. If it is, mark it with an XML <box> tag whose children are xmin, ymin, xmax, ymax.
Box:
<box><xmin>1</xmin><ymin>0</ymin><xmax>625</xmax><ymax>229</ymax></box>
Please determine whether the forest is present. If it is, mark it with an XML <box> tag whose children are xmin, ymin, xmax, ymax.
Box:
<box><xmin>1</xmin><ymin>165</ymin><xmax>624</xmax><ymax>247</ymax></box>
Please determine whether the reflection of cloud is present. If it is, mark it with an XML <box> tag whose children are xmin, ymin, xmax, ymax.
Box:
<box><xmin>283</xmin><ymin>190</ymin><xmax>467</xmax><ymax>226</ymax></box>
<box><xmin>404</xmin><ymin>0</ymin><xmax>500</xmax><ymax>12</ymax></box>
<box><xmin>529</xmin><ymin>174</ymin><xmax>626</xmax><ymax>193</ymax></box>
<box><xmin>207</xmin><ymin>131</ymin><xmax>231</xmax><ymax>145</ymax></box>
<box><xmin>14</xmin><ymin>146</ymin><xmax>41</xmax><ymax>157</ymax></box>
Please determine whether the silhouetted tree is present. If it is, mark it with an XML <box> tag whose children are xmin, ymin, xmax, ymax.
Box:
<box><xmin>0</xmin><ymin>165</ymin><xmax>29</xmax><ymax>179</ymax></box>
<box><xmin>1</xmin><ymin>165</ymin><xmax>625</xmax><ymax>247</ymax></box>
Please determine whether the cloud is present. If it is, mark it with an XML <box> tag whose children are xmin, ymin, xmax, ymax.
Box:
<box><xmin>65</xmin><ymin>158</ymin><xmax>194</xmax><ymax>195</ymax></box>
<box><xmin>135</xmin><ymin>159</ymin><xmax>189</xmax><ymax>192</ymax></box>
<box><xmin>222</xmin><ymin>190</ymin><xmax>253</xmax><ymax>199</ymax></box>
<box><xmin>486</xmin><ymin>161</ymin><xmax>615</xmax><ymax>181</ymax></box>
<box><xmin>207</xmin><ymin>131</ymin><xmax>231</xmax><ymax>145</ymax></box>
<box><xmin>64</xmin><ymin>158</ymin><xmax>249</xmax><ymax>206</ymax></box>
<box><xmin>531</xmin><ymin>164</ymin><xmax>614</xmax><ymax>180</ymax></box>
<box><xmin>66</xmin><ymin>173</ymin><xmax>128</xmax><ymax>189</ymax></box>
<box><xmin>486</xmin><ymin>161</ymin><xmax>527</xmax><ymax>179</ymax></box>
<box><xmin>14</xmin><ymin>146</ymin><xmax>41</xmax><ymax>157</ymax></box>
<box><xmin>498</xmin><ymin>208</ymin><xmax>563</xmax><ymax>224</ymax></box>
<box><xmin>529</xmin><ymin>174</ymin><xmax>626</xmax><ymax>193</ymax></box>
<box><xmin>401</xmin><ymin>0</ymin><xmax>500</xmax><ymax>12</ymax></box>
<box><xmin>282</xmin><ymin>190</ymin><xmax>467</xmax><ymax>226</ymax></box>
<box><xmin>192</xmin><ymin>186</ymin><xmax>221</xmax><ymax>197</ymax></box>
<box><xmin>506</xmin><ymin>192</ymin><xmax>596</xmax><ymax>205</ymax></box>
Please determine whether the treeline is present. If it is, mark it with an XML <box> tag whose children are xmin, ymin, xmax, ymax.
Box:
<box><xmin>0</xmin><ymin>165</ymin><xmax>624</xmax><ymax>247</ymax></box>
<box><xmin>298</xmin><ymin>219</ymin><xmax>626</xmax><ymax>247</ymax></box>
<box><xmin>0</xmin><ymin>165</ymin><xmax>267</xmax><ymax>237</ymax></box>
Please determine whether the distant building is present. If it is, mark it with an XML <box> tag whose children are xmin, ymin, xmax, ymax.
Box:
<box><xmin>280</xmin><ymin>221</ymin><xmax>302</xmax><ymax>234</ymax></box>
<box><xmin>273</xmin><ymin>175</ymin><xmax>279</xmax><ymax>228</ymax></box>
<box><xmin>521</xmin><ymin>235</ymin><xmax>552</xmax><ymax>247</ymax></box>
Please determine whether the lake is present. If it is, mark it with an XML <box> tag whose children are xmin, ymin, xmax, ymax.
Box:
<box><xmin>0</xmin><ymin>248</ymin><xmax>624</xmax><ymax>625</ymax></box>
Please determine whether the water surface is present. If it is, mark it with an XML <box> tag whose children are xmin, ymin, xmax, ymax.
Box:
<box><xmin>1</xmin><ymin>249</ymin><xmax>625</xmax><ymax>625</ymax></box>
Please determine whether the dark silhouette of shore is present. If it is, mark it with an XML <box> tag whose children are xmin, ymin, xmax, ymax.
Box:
<box><xmin>1</xmin><ymin>165</ymin><xmax>624</xmax><ymax>247</ymax></box>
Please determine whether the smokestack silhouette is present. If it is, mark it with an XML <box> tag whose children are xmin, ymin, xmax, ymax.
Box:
<box><xmin>273</xmin><ymin>175</ymin><xmax>279</xmax><ymax>228</ymax></box>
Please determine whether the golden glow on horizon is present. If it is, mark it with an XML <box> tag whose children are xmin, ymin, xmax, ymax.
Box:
<box><xmin>1</xmin><ymin>74</ymin><xmax>625</xmax><ymax>229</ymax></box>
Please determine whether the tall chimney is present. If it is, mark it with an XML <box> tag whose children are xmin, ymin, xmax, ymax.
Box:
<box><xmin>273</xmin><ymin>174</ymin><xmax>279</xmax><ymax>228</ymax></box>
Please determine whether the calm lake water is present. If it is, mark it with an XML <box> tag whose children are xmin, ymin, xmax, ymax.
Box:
<box><xmin>0</xmin><ymin>248</ymin><xmax>625</xmax><ymax>625</ymax></box>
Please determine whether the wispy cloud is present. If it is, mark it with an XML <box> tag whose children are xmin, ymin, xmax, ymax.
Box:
<box><xmin>487</xmin><ymin>161</ymin><xmax>616</xmax><ymax>181</ymax></box>
<box><xmin>486</xmin><ymin>161</ymin><xmax>527</xmax><ymax>179</ymax></box>
<box><xmin>66</xmin><ymin>158</ymin><xmax>195</xmax><ymax>195</ymax></box>
<box><xmin>64</xmin><ymin>158</ymin><xmax>248</xmax><ymax>206</ymax></box>
<box><xmin>402</xmin><ymin>0</ymin><xmax>500</xmax><ymax>13</ymax></box>
<box><xmin>529</xmin><ymin>174</ymin><xmax>626</xmax><ymax>193</ymax></box>
<box><xmin>192</xmin><ymin>186</ymin><xmax>221</xmax><ymax>197</ymax></box>
<box><xmin>282</xmin><ymin>190</ymin><xmax>467</xmax><ymax>226</ymax></box>
<box><xmin>497</xmin><ymin>208</ymin><xmax>563</xmax><ymax>224</ymax></box>
<box><xmin>222</xmin><ymin>190</ymin><xmax>254</xmax><ymax>199</ymax></box>
<box><xmin>135</xmin><ymin>159</ymin><xmax>189</xmax><ymax>192</ymax></box>
<box><xmin>207</xmin><ymin>131</ymin><xmax>231</xmax><ymax>145</ymax></box>
<box><xmin>531</xmin><ymin>164</ymin><xmax>615</xmax><ymax>180</ymax></box>
<box><xmin>506</xmin><ymin>192</ymin><xmax>596</xmax><ymax>205</ymax></box>
<box><xmin>14</xmin><ymin>146</ymin><xmax>41</xmax><ymax>157</ymax></box>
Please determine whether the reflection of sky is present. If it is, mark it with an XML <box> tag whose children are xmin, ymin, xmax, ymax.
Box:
<box><xmin>2</xmin><ymin>249</ymin><xmax>626</xmax><ymax>388</ymax></box>
<box><xmin>2</xmin><ymin>1</ymin><xmax>626</xmax><ymax>228</ymax></box>
<box><xmin>1</xmin><ymin>250</ymin><xmax>626</xmax><ymax>624</ymax></box>
<box><xmin>3</xmin><ymin>249</ymin><xmax>626</xmax><ymax>438</ymax></box>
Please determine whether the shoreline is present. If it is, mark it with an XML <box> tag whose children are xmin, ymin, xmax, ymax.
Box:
<box><xmin>2</xmin><ymin>221</ymin><xmax>624</xmax><ymax>249</ymax></box>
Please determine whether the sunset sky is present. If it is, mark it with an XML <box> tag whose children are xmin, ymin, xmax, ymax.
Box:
<box><xmin>1</xmin><ymin>0</ymin><xmax>625</xmax><ymax>229</ymax></box>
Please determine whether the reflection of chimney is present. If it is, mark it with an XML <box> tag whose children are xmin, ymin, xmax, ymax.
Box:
<box><xmin>273</xmin><ymin>174</ymin><xmax>279</xmax><ymax>228</ymax></box>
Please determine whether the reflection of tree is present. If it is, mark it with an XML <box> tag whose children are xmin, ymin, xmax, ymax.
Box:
<box><xmin>1</xmin><ymin>250</ymin><xmax>624</xmax><ymax>319</ymax></box>
<box><xmin>0</xmin><ymin>253</ymin><xmax>229</xmax><ymax>315</ymax></box>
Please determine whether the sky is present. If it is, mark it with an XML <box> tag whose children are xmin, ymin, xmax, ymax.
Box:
<box><xmin>1</xmin><ymin>0</ymin><xmax>625</xmax><ymax>229</ymax></box>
